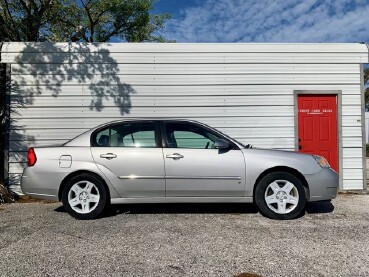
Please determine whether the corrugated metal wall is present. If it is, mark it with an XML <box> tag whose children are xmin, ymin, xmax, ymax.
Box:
<box><xmin>1</xmin><ymin>42</ymin><xmax>368</xmax><ymax>191</ymax></box>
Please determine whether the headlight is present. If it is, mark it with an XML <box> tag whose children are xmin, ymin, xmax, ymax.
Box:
<box><xmin>313</xmin><ymin>155</ymin><xmax>330</xmax><ymax>168</ymax></box>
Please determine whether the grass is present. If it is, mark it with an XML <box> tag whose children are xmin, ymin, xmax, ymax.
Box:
<box><xmin>367</xmin><ymin>144</ymin><xmax>369</xmax><ymax>157</ymax></box>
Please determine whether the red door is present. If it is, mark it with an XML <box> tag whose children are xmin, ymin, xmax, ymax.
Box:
<box><xmin>297</xmin><ymin>94</ymin><xmax>338</xmax><ymax>172</ymax></box>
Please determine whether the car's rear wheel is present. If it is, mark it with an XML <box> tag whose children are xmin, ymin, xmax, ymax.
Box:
<box><xmin>254</xmin><ymin>172</ymin><xmax>306</xmax><ymax>220</ymax></box>
<box><xmin>62</xmin><ymin>173</ymin><xmax>108</xmax><ymax>220</ymax></box>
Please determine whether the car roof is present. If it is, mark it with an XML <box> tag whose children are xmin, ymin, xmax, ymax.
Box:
<box><xmin>65</xmin><ymin>118</ymin><xmax>244</xmax><ymax>148</ymax></box>
<box><xmin>103</xmin><ymin>118</ymin><xmax>199</xmax><ymax>122</ymax></box>
<box><xmin>93</xmin><ymin>118</ymin><xmax>205</xmax><ymax>128</ymax></box>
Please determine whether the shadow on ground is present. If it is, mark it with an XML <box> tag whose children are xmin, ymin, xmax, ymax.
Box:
<box><xmin>305</xmin><ymin>201</ymin><xmax>334</xmax><ymax>214</ymax></box>
<box><xmin>55</xmin><ymin>203</ymin><xmax>259</xmax><ymax>216</ymax></box>
<box><xmin>54</xmin><ymin>200</ymin><xmax>335</xmax><ymax>217</ymax></box>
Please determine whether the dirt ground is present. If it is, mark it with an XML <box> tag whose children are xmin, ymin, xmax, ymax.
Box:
<box><xmin>0</xmin><ymin>194</ymin><xmax>369</xmax><ymax>277</ymax></box>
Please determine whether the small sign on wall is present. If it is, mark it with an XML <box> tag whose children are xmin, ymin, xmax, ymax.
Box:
<box><xmin>299</xmin><ymin>109</ymin><xmax>333</xmax><ymax>115</ymax></box>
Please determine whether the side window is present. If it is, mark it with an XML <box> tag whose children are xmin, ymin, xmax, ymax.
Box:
<box><xmin>164</xmin><ymin>122</ymin><xmax>221</xmax><ymax>149</ymax></box>
<box><xmin>121</xmin><ymin>130</ymin><xmax>156</xmax><ymax>147</ymax></box>
<box><xmin>93</xmin><ymin>122</ymin><xmax>158</xmax><ymax>148</ymax></box>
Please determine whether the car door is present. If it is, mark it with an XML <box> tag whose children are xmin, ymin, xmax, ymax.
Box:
<box><xmin>90</xmin><ymin>121</ymin><xmax>165</xmax><ymax>197</ymax></box>
<box><xmin>162</xmin><ymin>121</ymin><xmax>246</xmax><ymax>197</ymax></box>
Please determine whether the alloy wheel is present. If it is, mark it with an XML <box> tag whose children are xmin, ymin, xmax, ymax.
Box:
<box><xmin>264</xmin><ymin>180</ymin><xmax>299</xmax><ymax>214</ymax></box>
<box><xmin>68</xmin><ymin>181</ymin><xmax>100</xmax><ymax>214</ymax></box>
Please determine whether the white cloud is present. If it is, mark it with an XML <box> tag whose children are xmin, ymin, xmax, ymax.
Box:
<box><xmin>164</xmin><ymin>0</ymin><xmax>369</xmax><ymax>42</ymax></box>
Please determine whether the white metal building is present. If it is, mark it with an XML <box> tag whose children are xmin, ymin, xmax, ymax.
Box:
<box><xmin>1</xmin><ymin>42</ymin><xmax>368</xmax><ymax>192</ymax></box>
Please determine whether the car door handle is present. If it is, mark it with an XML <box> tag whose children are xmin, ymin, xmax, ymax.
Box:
<box><xmin>100</xmin><ymin>153</ymin><xmax>117</xmax><ymax>160</ymax></box>
<box><xmin>166</xmin><ymin>153</ymin><xmax>184</xmax><ymax>159</ymax></box>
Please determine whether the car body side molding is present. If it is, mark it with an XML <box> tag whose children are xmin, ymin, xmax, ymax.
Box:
<box><xmin>118</xmin><ymin>175</ymin><xmax>241</xmax><ymax>180</ymax></box>
<box><xmin>111</xmin><ymin>196</ymin><xmax>253</xmax><ymax>204</ymax></box>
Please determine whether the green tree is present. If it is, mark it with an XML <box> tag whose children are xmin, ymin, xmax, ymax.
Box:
<box><xmin>53</xmin><ymin>0</ymin><xmax>171</xmax><ymax>42</ymax></box>
<box><xmin>0</xmin><ymin>0</ymin><xmax>171</xmax><ymax>201</ymax></box>
<box><xmin>0</xmin><ymin>0</ymin><xmax>171</xmax><ymax>42</ymax></box>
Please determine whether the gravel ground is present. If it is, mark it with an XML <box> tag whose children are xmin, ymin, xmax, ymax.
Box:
<box><xmin>0</xmin><ymin>194</ymin><xmax>369</xmax><ymax>277</ymax></box>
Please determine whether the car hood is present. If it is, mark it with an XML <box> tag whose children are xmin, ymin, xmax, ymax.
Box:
<box><xmin>242</xmin><ymin>147</ymin><xmax>312</xmax><ymax>157</ymax></box>
<box><xmin>241</xmin><ymin>148</ymin><xmax>322</xmax><ymax>175</ymax></box>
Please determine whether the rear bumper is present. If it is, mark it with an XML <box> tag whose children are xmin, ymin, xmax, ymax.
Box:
<box><xmin>305</xmin><ymin>168</ymin><xmax>339</xmax><ymax>202</ymax></box>
<box><xmin>21</xmin><ymin>167</ymin><xmax>60</xmax><ymax>201</ymax></box>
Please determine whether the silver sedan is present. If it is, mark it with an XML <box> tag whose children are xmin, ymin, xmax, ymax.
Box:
<box><xmin>21</xmin><ymin>119</ymin><xmax>338</xmax><ymax>220</ymax></box>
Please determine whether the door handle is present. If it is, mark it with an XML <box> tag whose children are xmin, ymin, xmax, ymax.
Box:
<box><xmin>100</xmin><ymin>153</ymin><xmax>117</xmax><ymax>160</ymax></box>
<box><xmin>298</xmin><ymin>145</ymin><xmax>302</xmax><ymax>150</ymax></box>
<box><xmin>166</xmin><ymin>153</ymin><xmax>184</xmax><ymax>159</ymax></box>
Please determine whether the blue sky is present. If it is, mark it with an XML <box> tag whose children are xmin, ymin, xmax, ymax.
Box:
<box><xmin>153</xmin><ymin>0</ymin><xmax>369</xmax><ymax>42</ymax></box>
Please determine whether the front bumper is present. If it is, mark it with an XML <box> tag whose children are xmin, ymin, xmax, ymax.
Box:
<box><xmin>305</xmin><ymin>168</ymin><xmax>339</xmax><ymax>202</ymax></box>
<box><xmin>21</xmin><ymin>167</ymin><xmax>60</xmax><ymax>201</ymax></box>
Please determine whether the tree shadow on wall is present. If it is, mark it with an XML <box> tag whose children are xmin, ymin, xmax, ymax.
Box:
<box><xmin>0</xmin><ymin>62</ymin><xmax>35</xmax><ymax>191</ymax></box>
<box><xmin>5</xmin><ymin>42</ymin><xmax>136</xmax><ymax>187</ymax></box>
<box><xmin>10</xmin><ymin>42</ymin><xmax>135</xmax><ymax>114</ymax></box>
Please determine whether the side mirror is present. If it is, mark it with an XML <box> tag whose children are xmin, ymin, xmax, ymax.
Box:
<box><xmin>214</xmin><ymin>139</ymin><xmax>230</xmax><ymax>149</ymax></box>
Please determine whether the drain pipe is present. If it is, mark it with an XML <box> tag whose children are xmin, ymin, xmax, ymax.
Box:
<box><xmin>0</xmin><ymin>41</ymin><xmax>11</xmax><ymax>186</ymax></box>
<box><xmin>0</xmin><ymin>41</ymin><xmax>5</xmax><ymax>184</ymax></box>
<box><xmin>0</xmin><ymin>42</ymin><xmax>3</xmax><ymax>63</ymax></box>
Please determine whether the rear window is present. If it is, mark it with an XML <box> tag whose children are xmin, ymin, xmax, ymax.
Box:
<box><xmin>92</xmin><ymin>122</ymin><xmax>159</xmax><ymax>148</ymax></box>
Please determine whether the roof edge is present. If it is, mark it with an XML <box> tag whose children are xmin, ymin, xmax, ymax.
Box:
<box><xmin>361</xmin><ymin>42</ymin><xmax>369</xmax><ymax>63</ymax></box>
<box><xmin>1</xmin><ymin>42</ymin><xmax>368</xmax><ymax>54</ymax></box>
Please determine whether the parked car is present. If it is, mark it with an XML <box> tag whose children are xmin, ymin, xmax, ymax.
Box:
<box><xmin>21</xmin><ymin>119</ymin><xmax>338</xmax><ymax>220</ymax></box>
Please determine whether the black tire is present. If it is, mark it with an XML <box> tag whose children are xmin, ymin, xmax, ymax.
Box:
<box><xmin>62</xmin><ymin>173</ymin><xmax>109</xmax><ymax>220</ymax></box>
<box><xmin>254</xmin><ymin>171</ymin><xmax>306</xmax><ymax>220</ymax></box>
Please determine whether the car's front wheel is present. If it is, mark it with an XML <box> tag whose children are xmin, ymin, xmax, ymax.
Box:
<box><xmin>62</xmin><ymin>173</ymin><xmax>108</xmax><ymax>220</ymax></box>
<box><xmin>254</xmin><ymin>172</ymin><xmax>306</xmax><ymax>220</ymax></box>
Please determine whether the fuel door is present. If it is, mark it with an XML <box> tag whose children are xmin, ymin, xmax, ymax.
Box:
<box><xmin>59</xmin><ymin>155</ymin><xmax>72</xmax><ymax>168</ymax></box>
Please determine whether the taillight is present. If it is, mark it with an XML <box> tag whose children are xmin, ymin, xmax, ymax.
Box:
<box><xmin>27</xmin><ymin>148</ymin><xmax>37</xmax><ymax>166</ymax></box>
